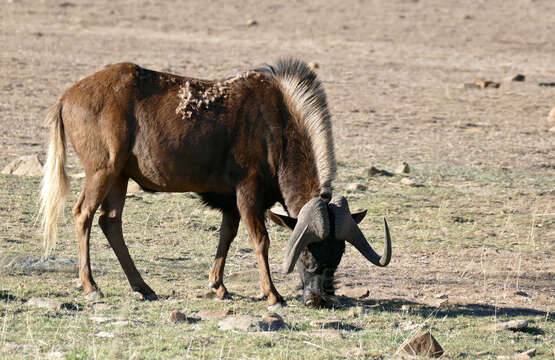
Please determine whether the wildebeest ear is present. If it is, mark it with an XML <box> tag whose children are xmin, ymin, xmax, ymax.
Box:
<box><xmin>267</xmin><ymin>211</ymin><xmax>297</xmax><ymax>231</ymax></box>
<box><xmin>351</xmin><ymin>210</ymin><xmax>367</xmax><ymax>224</ymax></box>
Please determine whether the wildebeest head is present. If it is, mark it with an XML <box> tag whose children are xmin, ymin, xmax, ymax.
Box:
<box><xmin>268</xmin><ymin>195</ymin><xmax>391</xmax><ymax>307</ymax></box>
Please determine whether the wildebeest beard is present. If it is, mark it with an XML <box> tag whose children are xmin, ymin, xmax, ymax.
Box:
<box><xmin>297</xmin><ymin>238</ymin><xmax>346</xmax><ymax>308</ymax></box>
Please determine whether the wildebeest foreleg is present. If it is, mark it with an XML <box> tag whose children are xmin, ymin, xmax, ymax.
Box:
<box><xmin>98</xmin><ymin>176</ymin><xmax>157</xmax><ymax>300</ymax></box>
<box><xmin>237</xmin><ymin>189</ymin><xmax>285</xmax><ymax>309</ymax></box>
<box><xmin>208</xmin><ymin>209</ymin><xmax>240</xmax><ymax>299</ymax></box>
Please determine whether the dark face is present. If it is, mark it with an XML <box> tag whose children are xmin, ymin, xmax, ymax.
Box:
<box><xmin>297</xmin><ymin>238</ymin><xmax>345</xmax><ymax>307</ymax></box>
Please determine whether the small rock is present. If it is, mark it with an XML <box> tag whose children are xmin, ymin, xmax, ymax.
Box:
<box><xmin>547</xmin><ymin>107</ymin><xmax>555</xmax><ymax>124</ymax></box>
<box><xmin>434</xmin><ymin>293</ymin><xmax>448</xmax><ymax>299</ymax></box>
<box><xmin>127</xmin><ymin>180</ymin><xmax>142</xmax><ymax>194</ymax></box>
<box><xmin>218</xmin><ymin>315</ymin><xmax>259</xmax><ymax>331</ymax></box>
<box><xmin>475</xmin><ymin>351</ymin><xmax>490</xmax><ymax>356</ymax></box>
<box><xmin>395</xmin><ymin>162</ymin><xmax>410</xmax><ymax>174</ymax></box>
<box><xmin>462</xmin><ymin>14</ymin><xmax>473</xmax><ymax>20</ymax></box>
<box><xmin>539</xmin><ymin>82</ymin><xmax>555</xmax><ymax>87</ymax></box>
<box><xmin>464</xmin><ymin>83</ymin><xmax>482</xmax><ymax>89</ymax></box>
<box><xmin>514</xmin><ymin>349</ymin><xmax>536</xmax><ymax>359</ymax></box>
<box><xmin>90</xmin><ymin>316</ymin><xmax>111</xmax><ymax>324</ymax></box>
<box><xmin>365</xmin><ymin>166</ymin><xmax>393</xmax><ymax>177</ymax></box>
<box><xmin>26</xmin><ymin>297</ymin><xmax>66</xmax><ymax>311</ymax></box>
<box><xmin>399</xmin><ymin>331</ymin><xmax>444</xmax><ymax>357</ymax></box>
<box><xmin>336</xmin><ymin>287</ymin><xmax>369</xmax><ymax>299</ymax></box>
<box><xmin>308</xmin><ymin>62</ymin><xmax>319</xmax><ymax>69</ymax></box>
<box><xmin>481</xmin><ymin>319</ymin><xmax>528</xmax><ymax>332</ymax></box>
<box><xmin>474</xmin><ymin>77</ymin><xmax>500</xmax><ymax>89</ymax></box>
<box><xmin>169</xmin><ymin>310</ymin><xmax>200</xmax><ymax>324</ymax></box>
<box><xmin>346</xmin><ymin>183</ymin><xmax>367</xmax><ymax>192</ymax></box>
<box><xmin>196</xmin><ymin>309</ymin><xmax>233</xmax><ymax>320</ymax></box>
<box><xmin>513</xmin><ymin>290</ymin><xmax>529</xmax><ymax>297</ymax></box>
<box><xmin>260</xmin><ymin>312</ymin><xmax>288</xmax><ymax>331</ymax></box>
<box><xmin>59</xmin><ymin>2</ymin><xmax>76</xmax><ymax>7</ymax></box>
<box><xmin>94</xmin><ymin>331</ymin><xmax>115</xmax><ymax>338</ymax></box>
<box><xmin>1</xmin><ymin>256</ymin><xmax>77</xmax><ymax>273</ymax></box>
<box><xmin>400</xmin><ymin>178</ymin><xmax>415</xmax><ymax>186</ymax></box>
<box><xmin>247</xmin><ymin>19</ymin><xmax>258</xmax><ymax>27</ymax></box>
<box><xmin>505</xmin><ymin>74</ymin><xmax>525</xmax><ymax>82</ymax></box>
<box><xmin>1</xmin><ymin>155</ymin><xmax>43</xmax><ymax>176</ymax></box>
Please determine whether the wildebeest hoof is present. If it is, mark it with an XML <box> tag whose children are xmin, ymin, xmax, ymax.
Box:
<box><xmin>208</xmin><ymin>281</ymin><xmax>217</xmax><ymax>290</ymax></box>
<box><xmin>136</xmin><ymin>291</ymin><xmax>158</xmax><ymax>301</ymax></box>
<box><xmin>85</xmin><ymin>290</ymin><xmax>104</xmax><ymax>301</ymax></box>
<box><xmin>267</xmin><ymin>301</ymin><xmax>286</xmax><ymax>311</ymax></box>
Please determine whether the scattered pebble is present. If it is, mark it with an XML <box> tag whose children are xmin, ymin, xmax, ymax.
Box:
<box><xmin>336</xmin><ymin>287</ymin><xmax>369</xmax><ymax>299</ymax></box>
<box><xmin>247</xmin><ymin>19</ymin><xmax>258</xmax><ymax>27</ymax></box>
<box><xmin>400</xmin><ymin>178</ymin><xmax>415</xmax><ymax>186</ymax></box>
<box><xmin>25</xmin><ymin>297</ymin><xmax>77</xmax><ymax>311</ymax></box>
<box><xmin>1</xmin><ymin>154</ymin><xmax>43</xmax><ymax>176</ymax></box>
<box><xmin>195</xmin><ymin>309</ymin><xmax>233</xmax><ymax>320</ymax></box>
<box><xmin>260</xmin><ymin>312</ymin><xmax>289</xmax><ymax>331</ymax></box>
<box><xmin>1</xmin><ymin>256</ymin><xmax>77</xmax><ymax>273</ymax></box>
<box><xmin>513</xmin><ymin>290</ymin><xmax>529</xmax><ymax>297</ymax></box>
<box><xmin>365</xmin><ymin>166</ymin><xmax>393</xmax><ymax>177</ymax></box>
<box><xmin>308</xmin><ymin>61</ymin><xmax>319</xmax><ymax>69</ymax></box>
<box><xmin>547</xmin><ymin>107</ymin><xmax>555</xmax><ymax>124</ymax></box>
<box><xmin>399</xmin><ymin>331</ymin><xmax>444</xmax><ymax>357</ymax></box>
<box><xmin>395</xmin><ymin>162</ymin><xmax>410</xmax><ymax>174</ymax></box>
<box><xmin>346</xmin><ymin>182</ymin><xmax>367</xmax><ymax>192</ymax></box>
<box><xmin>513</xmin><ymin>348</ymin><xmax>536</xmax><ymax>359</ymax></box>
<box><xmin>505</xmin><ymin>74</ymin><xmax>525</xmax><ymax>82</ymax></box>
<box><xmin>169</xmin><ymin>310</ymin><xmax>200</xmax><ymax>324</ymax></box>
<box><xmin>127</xmin><ymin>180</ymin><xmax>142</xmax><ymax>194</ymax></box>
<box><xmin>481</xmin><ymin>319</ymin><xmax>528</xmax><ymax>332</ymax></box>
<box><xmin>218</xmin><ymin>315</ymin><xmax>260</xmax><ymax>331</ymax></box>
<box><xmin>465</xmin><ymin>77</ymin><xmax>500</xmax><ymax>89</ymax></box>
<box><xmin>462</xmin><ymin>14</ymin><xmax>473</xmax><ymax>20</ymax></box>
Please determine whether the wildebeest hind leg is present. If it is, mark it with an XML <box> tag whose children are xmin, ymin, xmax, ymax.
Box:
<box><xmin>98</xmin><ymin>176</ymin><xmax>157</xmax><ymax>300</ymax></box>
<box><xmin>73</xmin><ymin>170</ymin><xmax>117</xmax><ymax>300</ymax></box>
<box><xmin>208</xmin><ymin>209</ymin><xmax>240</xmax><ymax>299</ymax></box>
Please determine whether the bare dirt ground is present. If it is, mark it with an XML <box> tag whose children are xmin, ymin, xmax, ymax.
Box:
<box><xmin>0</xmin><ymin>0</ymin><xmax>554</xmax><ymax>358</ymax></box>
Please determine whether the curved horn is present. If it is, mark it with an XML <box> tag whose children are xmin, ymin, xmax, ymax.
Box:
<box><xmin>283</xmin><ymin>198</ymin><xmax>330</xmax><ymax>274</ymax></box>
<box><xmin>329</xmin><ymin>196</ymin><xmax>391</xmax><ymax>267</ymax></box>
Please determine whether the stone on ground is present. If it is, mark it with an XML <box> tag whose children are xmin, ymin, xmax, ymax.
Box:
<box><xmin>513</xmin><ymin>348</ymin><xmax>536</xmax><ymax>359</ymax></box>
<box><xmin>336</xmin><ymin>286</ymin><xmax>369</xmax><ymax>299</ymax></box>
<box><xmin>218</xmin><ymin>315</ymin><xmax>260</xmax><ymax>331</ymax></box>
<box><xmin>346</xmin><ymin>182</ymin><xmax>367</xmax><ymax>192</ymax></box>
<box><xmin>1</xmin><ymin>154</ymin><xmax>43</xmax><ymax>176</ymax></box>
<box><xmin>505</xmin><ymin>74</ymin><xmax>525</xmax><ymax>82</ymax></box>
<box><xmin>481</xmin><ymin>319</ymin><xmax>528</xmax><ymax>332</ymax></box>
<box><xmin>399</xmin><ymin>331</ymin><xmax>444</xmax><ymax>357</ymax></box>
<box><xmin>25</xmin><ymin>297</ymin><xmax>77</xmax><ymax>311</ymax></box>
<box><xmin>196</xmin><ymin>309</ymin><xmax>233</xmax><ymax>320</ymax></box>
<box><xmin>260</xmin><ymin>312</ymin><xmax>288</xmax><ymax>331</ymax></box>
<box><xmin>395</xmin><ymin>162</ymin><xmax>410</xmax><ymax>174</ymax></box>
<box><xmin>548</xmin><ymin>107</ymin><xmax>555</xmax><ymax>123</ymax></box>
<box><xmin>1</xmin><ymin>255</ymin><xmax>77</xmax><ymax>273</ymax></box>
<box><xmin>169</xmin><ymin>310</ymin><xmax>200</xmax><ymax>324</ymax></box>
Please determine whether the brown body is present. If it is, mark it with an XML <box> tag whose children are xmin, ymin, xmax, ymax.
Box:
<box><xmin>40</xmin><ymin>59</ymin><xmax>391</xmax><ymax>309</ymax></box>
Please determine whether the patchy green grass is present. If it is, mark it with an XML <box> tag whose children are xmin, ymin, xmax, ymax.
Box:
<box><xmin>1</xmin><ymin>164</ymin><xmax>553</xmax><ymax>359</ymax></box>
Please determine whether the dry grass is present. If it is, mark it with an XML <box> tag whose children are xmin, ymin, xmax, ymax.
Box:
<box><xmin>1</xmin><ymin>0</ymin><xmax>554</xmax><ymax>358</ymax></box>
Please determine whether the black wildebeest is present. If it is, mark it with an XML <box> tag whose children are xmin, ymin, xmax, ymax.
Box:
<box><xmin>40</xmin><ymin>58</ymin><xmax>391</xmax><ymax>309</ymax></box>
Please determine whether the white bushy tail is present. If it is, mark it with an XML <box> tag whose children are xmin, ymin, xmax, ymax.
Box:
<box><xmin>39</xmin><ymin>103</ymin><xmax>70</xmax><ymax>256</ymax></box>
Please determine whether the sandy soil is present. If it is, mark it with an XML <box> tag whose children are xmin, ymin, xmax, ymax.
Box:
<box><xmin>1</xmin><ymin>0</ymin><xmax>553</xmax><ymax>314</ymax></box>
